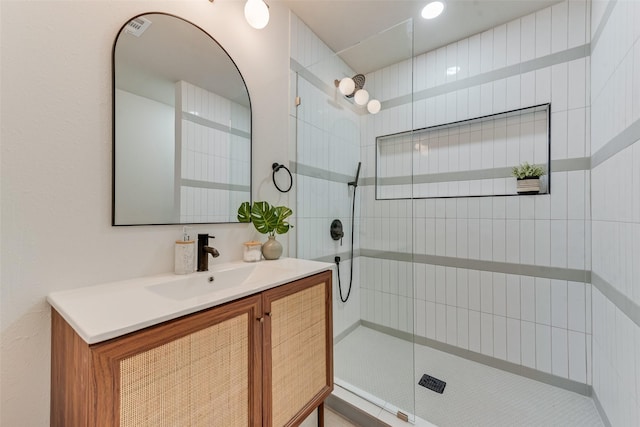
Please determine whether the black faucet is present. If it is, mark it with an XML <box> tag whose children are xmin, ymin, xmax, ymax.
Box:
<box><xmin>197</xmin><ymin>234</ymin><xmax>220</xmax><ymax>271</ymax></box>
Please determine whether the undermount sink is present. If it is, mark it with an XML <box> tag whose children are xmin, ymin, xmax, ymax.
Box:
<box><xmin>147</xmin><ymin>264</ymin><xmax>257</xmax><ymax>300</ymax></box>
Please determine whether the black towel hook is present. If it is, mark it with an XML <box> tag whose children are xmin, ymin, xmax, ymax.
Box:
<box><xmin>272</xmin><ymin>162</ymin><xmax>293</xmax><ymax>193</ymax></box>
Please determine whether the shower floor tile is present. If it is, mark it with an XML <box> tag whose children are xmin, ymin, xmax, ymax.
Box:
<box><xmin>334</xmin><ymin>326</ymin><xmax>603</xmax><ymax>427</ymax></box>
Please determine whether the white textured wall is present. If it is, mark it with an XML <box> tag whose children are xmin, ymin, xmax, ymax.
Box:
<box><xmin>0</xmin><ymin>1</ymin><xmax>291</xmax><ymax>425</ymax></box>
<box><xmin>590</xmin><ymin>0</ymin><xmax>640</xmax><ymax>425</ymax></box>
<box><xmin>359</xmin><ymin>0</ymin><xmax>592</xmax><ymax>382</ymax></box>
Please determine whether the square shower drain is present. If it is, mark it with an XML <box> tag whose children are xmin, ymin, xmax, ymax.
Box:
<box><xmin>418</xmin><ymin>374</ymin><xmax>446</xmax><ymax>394</ymax></box>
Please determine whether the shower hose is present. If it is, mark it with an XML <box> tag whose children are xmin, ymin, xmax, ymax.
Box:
<box><xmin>336</xmin><ymin>183</ymin><xmax>357</xmax><ymax>303</ymax></box>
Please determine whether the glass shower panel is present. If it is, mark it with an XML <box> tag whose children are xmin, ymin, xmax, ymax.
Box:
<box><xmin>291</xmin><ymin>17</ymin><xmax>416</xmax><ymax>421</ymax></box>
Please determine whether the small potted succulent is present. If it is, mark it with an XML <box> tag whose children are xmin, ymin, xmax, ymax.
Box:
<box><xmin>512</xmin><ymin>162</ymin><xmax>546</xmax><ymax>194</ymax></box>
<box><xmin>237</xmin><ymin>201</ymin><xmax>293</xmax><ymax>260</ymax></box>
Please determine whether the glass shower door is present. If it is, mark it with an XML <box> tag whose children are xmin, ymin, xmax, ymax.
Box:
<box><xmin>289</xmin><ymin>15</ymin><xmax>416</xmax><ymax>422</ymax></box>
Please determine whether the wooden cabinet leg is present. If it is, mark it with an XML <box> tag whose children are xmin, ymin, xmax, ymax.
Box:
<box><xmin>318</xmin><ymin>402</ymin><xmax>324</xmax><ymax>427</ymax></box>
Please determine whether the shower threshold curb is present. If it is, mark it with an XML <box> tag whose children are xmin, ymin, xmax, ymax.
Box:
<box><xmin>326</xmin><ymin>388</ymin><xmax>392</xmax><ymax>427</ymax></box>
<box><xmin>327</xmin><ymin>384</ymin><xmax>438</xmax><ymax>427</ymax></box>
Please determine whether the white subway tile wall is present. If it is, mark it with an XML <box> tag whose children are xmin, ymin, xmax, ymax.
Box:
<box><xmin>359</xmin><ymin>0</ymin><xmax>592</xmax><ymax>385</ymax></box>
<box><xmin>177</xmin><ymin>81</ymin><xmax>250</xmax><ymax>223</ymax></box>
<box><xmin>290</xmin><ymin>16</ymin><xmax>363</xmax><ymax>338</ymax></box>
<box><xmin>591</xmin><ymin>0</ymin><xmax>640</xmax><ymax>425</ymax></box>
<box><xmin>292</xmin><ymin>2</ymin><xmax>640</xmax><ymax>422</ymax></box>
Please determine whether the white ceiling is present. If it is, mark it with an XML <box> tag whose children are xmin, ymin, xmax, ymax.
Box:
<box><xmin>115</xmin><ymin>13</ymin><xmax>250</xmax><ymax>107</ymax></box>
<box><xmin>281</xmin><ymin>0</ymin><xmax>561</xmax><ymax>74</ymax></box>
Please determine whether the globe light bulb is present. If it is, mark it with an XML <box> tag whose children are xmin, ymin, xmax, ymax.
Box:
<box><xmin>367</xmin><ymin>99</ymin><xmax>381</xmax><ymax>114</ymax></box>
<box><xmin>338</xmin><ymin>77</ymin><xmax>355</xmax><ymax>96</ymax></box>
<box><xmin>354</xmin><ymin>89</ymin><xmax>369</xmax><ymax>106</ymax></box>
<box><xmin>244</xmin><ymin>0</ymin><xmax>269</xmax><ymax>29</ymax></box>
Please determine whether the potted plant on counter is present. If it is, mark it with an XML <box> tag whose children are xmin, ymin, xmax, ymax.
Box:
<box><xmin>512</xmin><ymin>162</ymin><xmax>546</xmax><ymax>194</ymax></box>
<box><xmin>237</xmin><ymin>201</ymin><xmax>293</xmax><ymax>260</ymax></box>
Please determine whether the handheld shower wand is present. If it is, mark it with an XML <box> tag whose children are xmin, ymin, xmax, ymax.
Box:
<box><xmin>348</xmin><ymin>162</ymin><xmax>361</xmax><ymax>188</ymax></box>
<box><xmin>336</xmin><ymin>161</ymin><xmax>361</xmax><ymax>303</ymax></box>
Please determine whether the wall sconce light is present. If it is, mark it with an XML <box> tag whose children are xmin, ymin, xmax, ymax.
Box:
<box><xmin>244</xmin><ymin>0</ymin><xmax>270</xmax><ymax>29</ymax></box>
<box><xmin>209</xmin><ymin>0</ymin><xmax>270</xmax><ymax>29</ymax></box>
<box><xmin>334</xmin><ymin>74</ymin><xmax>364</xmax><ymax>98</ymax></box>
<box><xmin>334</xmin><ymin>74</ymin><xmax>381</xmax><ymax>114</ymax></box>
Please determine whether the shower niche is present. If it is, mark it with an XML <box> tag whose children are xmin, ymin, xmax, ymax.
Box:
<box><xmin>375</xmin><ymin>103</ymin><xmax>551</xmax><ymax>199</ymax></box>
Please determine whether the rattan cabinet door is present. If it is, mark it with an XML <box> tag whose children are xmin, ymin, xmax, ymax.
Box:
<box><xmin>90</xmin><ymin>295</ymin><xmax>263</xmax><ymax>427</ymax></box>
<box><xmin>262</xmin><ymin>271</ymin><xmax>333</xmax><ymax>427</ymax></box>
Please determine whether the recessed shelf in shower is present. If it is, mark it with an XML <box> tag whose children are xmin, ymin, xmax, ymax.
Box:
<box><xmin>375</xmin><ymin>104</ymin><xmax>551</xmax><ymax>200</ymax></box>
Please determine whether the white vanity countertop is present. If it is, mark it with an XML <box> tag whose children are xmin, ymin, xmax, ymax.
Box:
<box><xmin>47</xmin><ymin>258</ymin><xmax>333</xmax><ymax>345</ymax></box>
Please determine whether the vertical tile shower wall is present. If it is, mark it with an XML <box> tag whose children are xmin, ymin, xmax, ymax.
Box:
<box><xmin>289</xmin><ymin>15</ymin><xmax>363</xmax><ymax>337</ymax></box>
<box><xmin>359</xmin><ymin>0</ymin><xmax>592</xmax><ymax>383</ymax></box>
<box><xmin>590</xmin><ymin>0</ymin><xmax>640</xmax><ymax>425</ymax></box>
<box><xmin>359</xmin><ymin>53</ymin><xmax>416</xmax><ymax>335</ymax></box>
<box><xmin>176</xmin><ymin>81</ymin><xmax>251</xmax><ymax>223</ymax></box>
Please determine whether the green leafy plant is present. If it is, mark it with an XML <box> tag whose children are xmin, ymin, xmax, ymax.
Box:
<box><xmin>237</xmin><ymin>201</ymin><xmax>293</xmax><ymax>237</ymax></box>
<box><xmin>512</xmin><ymin>162</ymin><xmax>546</xmax><ymax>179</ymax></box>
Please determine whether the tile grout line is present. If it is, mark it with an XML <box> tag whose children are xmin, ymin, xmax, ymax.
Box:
<box><xmin>590</xmin><ymin>0</ymin><xmax>618</xmax><ymax>55</ymax></box>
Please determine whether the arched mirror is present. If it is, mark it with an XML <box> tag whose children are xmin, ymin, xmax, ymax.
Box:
<box><xmin>113</xmin><ymin>13</ymin><xmax>251</xmax><ymax>225</ymax></box>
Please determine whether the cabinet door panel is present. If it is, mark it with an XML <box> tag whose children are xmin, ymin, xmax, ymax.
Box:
<box><xmin>119</xmin><ymin>314</ymin><xmax>248</xmax><ymax>426</ymax></box>
<box><xmin>92</xmin><ymin>295</ymin><xmax>262</xmax><ymax>427</ymax></box>
<box><xmin>263</xmin><ymin>271</ymin><xmax>333</xmax><ymax>427</ymax></box>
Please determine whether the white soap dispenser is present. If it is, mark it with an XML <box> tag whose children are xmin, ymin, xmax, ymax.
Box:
<box><xmin>174</xmin><ymin>226</ymin><xmax>195</xmax><ymax>274</ymax></box>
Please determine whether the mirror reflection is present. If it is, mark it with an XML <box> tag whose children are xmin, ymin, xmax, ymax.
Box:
<box><xmin>113</xmin><ymin>13</ymin><xmax>251</xmax><ymax>225</ymax></box>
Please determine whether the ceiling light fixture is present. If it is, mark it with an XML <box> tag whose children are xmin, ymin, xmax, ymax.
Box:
<box><xmin>334</xmin><ymin>74</ymin><xmax>381</xmax><ymax>115</ymax></box>
<box><xmin>244</xmin><ymin>0</ymin><xmax>270</xmax><ymax>29</ymax></box>
<box><xmin>421</xmin><ymin>1</ymin><xmax>444</xmax><ymax>19</ymax></box>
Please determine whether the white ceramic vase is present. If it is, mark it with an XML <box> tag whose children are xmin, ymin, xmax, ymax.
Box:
<box><xmin>261</xmin><ymin>235</ymin><xmax>282</xmax><ymax>260</ymax></box>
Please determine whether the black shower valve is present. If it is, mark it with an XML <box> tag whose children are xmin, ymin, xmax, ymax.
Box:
<box><xmin>330</xmin><ymin>219</ymin><xmax>344</xmax><ymax>245</ymax></box>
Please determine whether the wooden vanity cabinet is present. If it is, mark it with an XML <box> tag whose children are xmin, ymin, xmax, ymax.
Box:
<box><xmin>51</xmin><ymin>294</ymin><xmax>263</xmax><ymax>427</ymax></box>
<box><xmin>263</xmin><ymin>271</ymin><xmax>333</xmax><ymax>427</ymax></box>
<box><xmin>50</xmin><ymin>270</ymin><xmax>333</xmax><ymax>427</ymax></box>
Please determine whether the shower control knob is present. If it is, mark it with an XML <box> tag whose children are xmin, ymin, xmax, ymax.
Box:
<box><xmin>330</xmin><ymin>219</ymin><xmax>344</xmax><ymax>245</ymax></box>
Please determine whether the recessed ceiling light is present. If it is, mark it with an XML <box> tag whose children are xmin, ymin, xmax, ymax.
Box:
<box><xmin>422</xmin><ymin>1</ymin><xmax>444</xmax><ymax>19</ymax></box>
